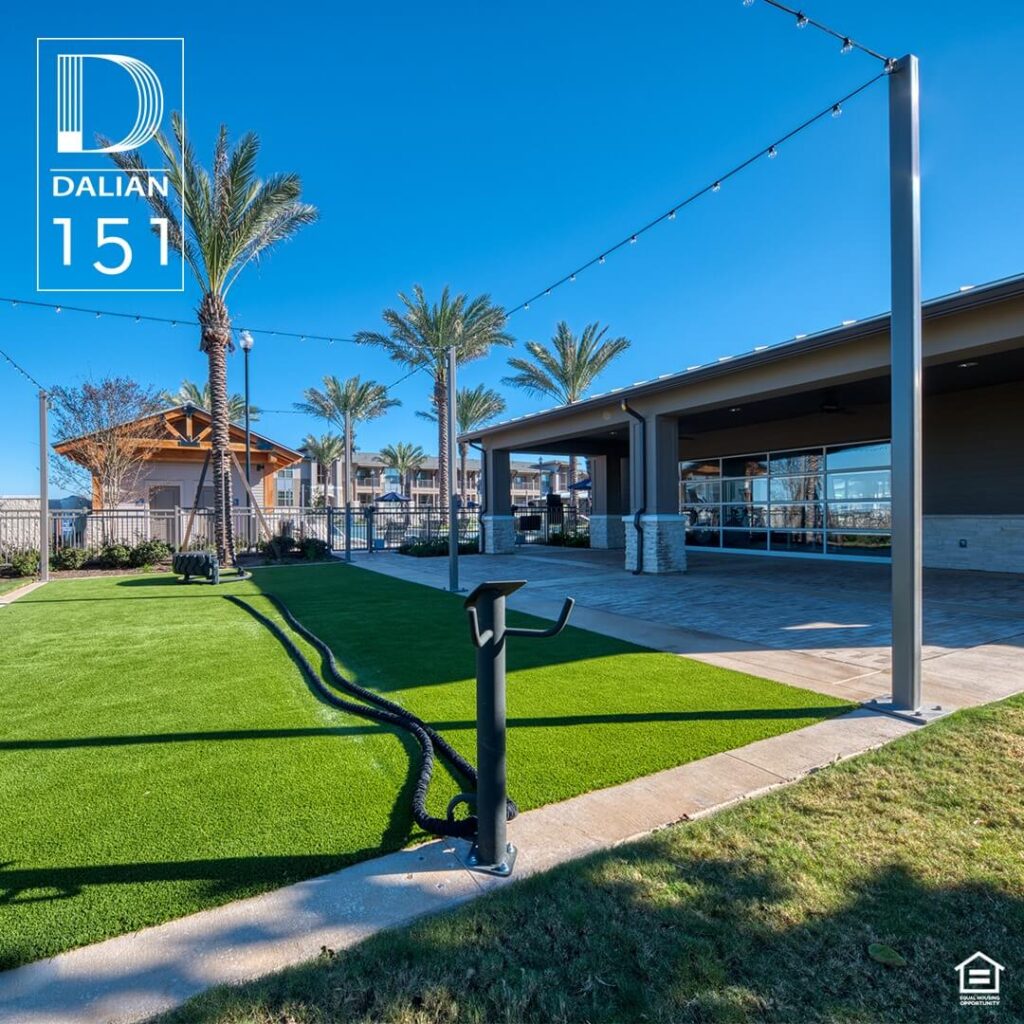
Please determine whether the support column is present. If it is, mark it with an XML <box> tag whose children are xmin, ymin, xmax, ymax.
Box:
<box><xmin>623</xmin><ymin>412</ymin><xmax>686</xmax><ymax>573</ymax></box>
<box><xmin>888</xmin><ymin>54</ymin><xmax>923</xmax><ymax>712</ymax></box>
<box><xmin>481</xmin><ymin>448</ymin><xmax>515</xmax><ymax>554</ymax></box>
<box><xmin>589</xmin><ymin>454</ymin><xmax>625</xmax><ymax>549</ymax></box>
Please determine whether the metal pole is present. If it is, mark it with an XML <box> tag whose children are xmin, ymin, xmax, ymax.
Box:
<box><xmin>474</xmin><ymin>589</ymin><xmax>507</xmax><ymax>868</ymax></box>
<box><xmin>447</xmin><ymin>345</ymin><xmax>459</xmax><ymax>591</ymax></box>
<box><xmin>38</xmin><ymin>390</ymin><xmax>50</xmax><ymax>582</ymax></box>
<box><xmin>243</xmin><ymin>346</ymin><xmax>252</xmax><ymax>551</ymax></box>
<box><xmin>343</xmin><ymin>414</ymin><xmax>352</xmax><ymax>509</ymax></box>
<box><xmin>888</xmin><ymin>55</ymin><xmax>923</xmax><ymax>711</ymax></box>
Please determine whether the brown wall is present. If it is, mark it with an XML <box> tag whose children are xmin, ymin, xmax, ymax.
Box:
<box><xmin>923</xmin><ymin>380</ymin><xmax>1024</xmax><ymax>515</ymax></box>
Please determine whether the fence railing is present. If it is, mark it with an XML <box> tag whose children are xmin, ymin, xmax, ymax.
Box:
<box><xmin>0</xmin><ymin>503</ymin><xmax>590</xmax><ymax>565</ymax></box>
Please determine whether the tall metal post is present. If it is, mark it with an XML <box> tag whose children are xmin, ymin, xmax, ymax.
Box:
<box><xmin>888</xmin><ymin>55</ymin><xmax>923</xmax><ymax>711</ymax></box>
<box><xmin>447</xmin><ymin>345</ymin><xmax>459</xmax><ymax>592</ymax></box>
<box><xmin>38</xmin><ymin>390</ymin><xmax>50</xmax><ymax>582</ymax></box>
<box><xmin>344</xmin><ymin>501</ymin><xmax>353</xmax><ymax>562</ymax></box>
<box><xmin>473</xmin><ymin>587</ymin><xmax>507</xmax><ymax>869</ymax></box>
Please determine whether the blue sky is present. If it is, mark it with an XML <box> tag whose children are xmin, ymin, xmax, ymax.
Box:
<box><xmin>2</xmin><ymin>1</ymin><xmax>1022</xmax><ymax>494</ymax></box>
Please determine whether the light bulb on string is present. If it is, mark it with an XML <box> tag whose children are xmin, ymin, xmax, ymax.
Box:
<box><xmin>711</xmin><ymin>181</ymin><xmax>721</xmax><ymax>193</ymax></box>
<box><xmin>668</xmin><ymin>209</ymin><xmax>677</xmax><ymax>219</ymax></box>
<box><xmin>629</xmin><ymin>235</ymin><xmax>637</xmax><ymax>245</ymax></box>
<box><xmin>767</xmin><ymin>145</ymin><xmax>778</xmax><ymax>159</ymax></box>
<box><xmin>831</xmin><ymin>103</ymin><xmax>842</xmax><ymax>118</ymax></box>
<box><xmin>795</xmin><ymin>12</ymin><xmax>808</xmax><ymax>28</ymax></box>
<box><xmin>841</xmin><ymin>37</ymin><xmax>853</xmax><ymax>54</ymax></box>
<box><xmin>599</xmin><ymin>255</ymin><xmax>606</xmax><ymax>265</ymax></box>
<box><xmin>569</xmin><ymin>274</ymin><xmax>576</xmax><ymax>282</ymax></box>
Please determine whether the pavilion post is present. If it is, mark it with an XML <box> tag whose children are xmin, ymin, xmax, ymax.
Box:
<box><xmin>38</xmin><ymin>390</ymin><xmax>50</xmax><ymax>582</ymax></box>
<box><xmin>447</xmin><ymin>346</ymin><xmax>460</xmax><ymax>592</ymax></box>
<box><xmin>888</xmin><ymin>54</ymin><xmax>923</xmax><ymax>711</ymax></box>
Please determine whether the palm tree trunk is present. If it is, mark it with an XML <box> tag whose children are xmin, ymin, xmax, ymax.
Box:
<box><xmin>435</xmin><ymin>376</ymin><xmax>448</xmax><ymax>512</ymax></box>
<box><xmin>199</xmin><ymin>292</ymin><xmax>234</xmax><ymax>566</ymax></box>
<box><xmin>569</xmin><ymin>454</ymin><xmax>578</xmax><ymax>507</ymax></box>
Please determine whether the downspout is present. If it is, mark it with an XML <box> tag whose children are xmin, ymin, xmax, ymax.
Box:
<box><xmin>620</xmin><ymin>401</ymin><xmax>646</xmax><ymax>575</ymax></box>
<box><xmin>470</xmin><ymin>441</ymin><xmax>486</xmax><ymax>553</ymax></box>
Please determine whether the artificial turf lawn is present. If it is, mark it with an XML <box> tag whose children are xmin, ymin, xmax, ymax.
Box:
<box><xmin>166</xmin><ymin>693</ymin><xmax>1024</xmax><ymax>1024</ymax></box>
<box><xmin>0</xmin><ymin>564</ymin><xmax>850</xmax><ymax>969</ymax></box>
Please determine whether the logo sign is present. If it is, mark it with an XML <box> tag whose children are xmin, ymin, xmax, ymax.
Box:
<box><xmin>956</xmin><ymin>951</ymin><xmax>1004</xmax><ymax>1008</ymax></box>
<box><xmin>36</xmin><ymin>38</ymin><xmax>185</xmax><ymax>292</ymax></box>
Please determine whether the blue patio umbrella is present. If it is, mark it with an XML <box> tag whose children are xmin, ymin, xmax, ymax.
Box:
<box><xmin>377</xmin><ymin>491</ymin><xmax>410</xmax><ymax>502</ymax></box>
<box><xmin>568</xmin><ymin>478</ymin><xmax>592</xmax><ymax>490</ymax></box>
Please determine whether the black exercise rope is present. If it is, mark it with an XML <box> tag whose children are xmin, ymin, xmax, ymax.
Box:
<box><xmin>226</xmin><ymin>594</ymin><xmax>518</xmax><ymax>839</ymax></box>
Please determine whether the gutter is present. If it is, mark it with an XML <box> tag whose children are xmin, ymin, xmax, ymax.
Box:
<box><xmin>620</xmin><ymin>401</ymin><xmax>646</xmax><ymax>575</ymax></box>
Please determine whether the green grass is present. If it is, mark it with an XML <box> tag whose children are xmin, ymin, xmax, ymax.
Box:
<box><xmin>164</xmin><ymin>694</ymin><xmax>1024</xmax><ymax>1024</ymax></box>
<box><xmin>0</xmin><ymin>577</ymin><xmax>32</xmax><ymax>597</ymax></box>
<box><xmin>0</xmin><ymin>564</ymin><xmax>850</xmax><ymax>970</ymax></box>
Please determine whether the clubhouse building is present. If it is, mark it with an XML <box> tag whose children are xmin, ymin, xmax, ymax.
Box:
<box><xmin>465</xmin><ymin>274</ymin><xmax>1024</xmax><ymax>575</ymax></box>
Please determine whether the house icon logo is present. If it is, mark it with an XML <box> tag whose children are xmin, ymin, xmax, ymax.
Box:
<box><xmin>956</xmin><ymin>951</ymin><xmax>1004</xmax><ymax>1006</ymax></box>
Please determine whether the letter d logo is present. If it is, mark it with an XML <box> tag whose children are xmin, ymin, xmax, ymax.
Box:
<box><xmin>56</xmin><ymin>54</ymin><xmax>164</xmax><ymax>153</ymax></box>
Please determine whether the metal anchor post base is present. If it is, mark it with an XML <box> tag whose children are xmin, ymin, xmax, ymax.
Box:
<box><xmin>465</xmin><ymin>841</ymin><xmax>518</xmax><ymax>877</ymax></box>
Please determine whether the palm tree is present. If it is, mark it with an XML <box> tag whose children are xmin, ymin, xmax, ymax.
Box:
<box><xmin>106</xmin><ymin>114</ymin><xmax>317</xmax><ymax>565</ymax></box>
<box><xmin>379</xmin><ymin>442</ymin><xmax>426</xmax><ymax>497</ymax></box>
<box><xmin>418</xmin><ymin>384</ymin><xmax>506</xmax><ymax>502</ymax></box>
<box><xmin>503</xmin><ymin>321</ymin><xmax>630</xmax><ymax>500</ymax></box>
<box><xmin>162</xmin><ymin>379</ymin><xmax>260</xmax><ymax>423</ymax></box>
<box><xmin>294</xmin><ymin>375</ymin><xmax>399</xmax><ymax>505</ymax></box>
<box><xmin>300</xmin><ymin>433</ymin><xmax>344</xmax><ymax>506</ymax></box>
<box><xmin>355</xmin><ymin>286</ymin><xmax>512</xmax><ymax>506</ymax></box>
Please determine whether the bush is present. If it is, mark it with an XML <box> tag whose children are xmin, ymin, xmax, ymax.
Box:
<box><xmin>6</xmin><ymin>549</ymin><xmax>40</xmax><ymax>577</ymax></box>
<box><xmin>259</xmin><ymin>534</ymin><xmax>298</xmax><ymax>561</ymax></box>
<box><xmin>546</xmin><ymin>531</ymin><xmax>590</xmax><ymax>548</ymax></box>
<box><xmin>50</xmin><ymin>547</ymin><xmax>89</xmax><ymax>571</ymax></box>
<box><xmin>128</xmin><ymin>539</ymin><xmax>172</xmax><ymax>567</ymax></box>
<box><xmin>97</xmin><ymin>543</ymin><xmax>133</xmax><ymax>569</ymax></box>
<box><xmin>397</xmin><ymin>538</ymin><xmax>479</xmax><ymax>558</ymax></box>
<box><xmin>300</xmin><ymin>537</ymin><xmax>331</xmax><ymax>561</ymax></box>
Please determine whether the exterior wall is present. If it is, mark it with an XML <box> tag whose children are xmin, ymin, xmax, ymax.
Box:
<box><xmin>590</xmin><ymin>514</ymin><xmax>625</xmax><ymax>549</ymax></box>
<box><xmin>924</xmin><ymin>515</ymin><xmax>1024</xmax><ymax>573</ymax></box>
<box><xmin>106</xmin><ymin>459</ymin><xmax>273</xmax><ymax>511</ymax></box>
<box><xmin>623</xmin><ymin>514</ymin><xmax>687</xmax><ymax>573</ymax></box>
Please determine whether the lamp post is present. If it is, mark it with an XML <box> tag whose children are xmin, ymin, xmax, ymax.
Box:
<box><xmin>239</xmin><ymin>330</ymin><xmax>254</xmax><ymax>549</ymax></box>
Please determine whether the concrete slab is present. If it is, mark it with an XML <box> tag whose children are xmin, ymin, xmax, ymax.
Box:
<box><xmin>0</xmin><ymin>580</ymin><xmax>46</xmax><ymax>605</ymax></box>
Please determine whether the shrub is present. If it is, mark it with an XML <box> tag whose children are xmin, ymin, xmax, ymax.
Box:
<box><xmin>7</xmin><ymin>549</ymin><xmax>40</xmax><ymax>577</ymax></box>
<box><xmin>97</xmin><ymin>543</ymin><xmax>133</xmax><ymax>569</ymax></box>
<box><xmin>129</xmin><ymin>539</ymin><xmax>172</xmax><ymax>567</ymax></box>
<box><xmin>397</xmin><ymin>538</ymin><xmax>479</xmax><ymax>558</ymax></box>
<box><xmin>300</xmin><ymin>537</ymin><xmax>331</xmax><ymax>561</ymax></box>
<box><xmin>546</xmin><ymin>531</ymin><xmax>590</xmax><ymax>548</ymax></box>
<box><xmin>259</xmin><ymin>535</ymin><xmax>298</xmax><ymax>561</ymax></box>
<box><xmin>50</xmin><ymin>547</ymin><xmax>89</xmax><ymax>571</ymax></box>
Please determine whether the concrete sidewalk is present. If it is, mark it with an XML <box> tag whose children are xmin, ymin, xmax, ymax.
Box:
<box><xmin>0</xmin><ymin>707</ymin><xmax>915</xmax><ymax>1024</ymax></box>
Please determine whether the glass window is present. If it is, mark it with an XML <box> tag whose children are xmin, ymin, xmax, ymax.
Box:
<box><xmin>826</xmin><ymin>442</ymin><xmax>891</xmax><ymax>471</ymax></box>
<box><xmin>769</xmin><ymin>474</ymin><xmax>822</xmax><ymax>502</ymax></box>
<box><xmin>826</xmin><ymin>532</ymin><xmax>892</xmax><ymax>557</ymax></box>
<box><xmin>684</xmin><ymin>505</ymin><xmax>720</xmax><ymax>528</ymax></box>
<box><xmin>770</xmin><ymin>448</ymin><xmax>824</xmax><ymax>475</ymax></box>
<box><xmin>680</xmin><ymin>459</ymin><xmax>721</xmax><ymax>480</ymax></box>
<box><xmin>827</xmin><ymin>470</ymin><xmax>891</xmax><ymax>501</ymax></box>
<box><xmin>683</xmin><ymin>480</ymin><xmax>720</xmax><ymax>504</ymax></box>
<box><xmin>722</xmin><ymin>529</ymin><xmax>768</xmax><ymax>550</ymax></box>
<box><xmin>769</xmin><ymin>504</ymin><xmax>824</xmax><ymax>529</ymax></box>
<box><xmin>827</xmin><ymin>503</ymin><xmax>892</xmax><ymax>530</ymax></box>
<box><xmin>722</xmin><ymin>477</ymin><xmax>769</xmax><ymax>503</ymax></box>
<box><xmin>723</xmin><ymin>504</ymin><xmax>768</xmax><ymax>528</ymax></box>
<box><xmin>770</xmin><ymin>530</ymin><xmax>824</xmax><ymax>553</ymax></box>
<box><xmin>722</xmin><ymin>454</ymin><xmax>768</xmax><ymax>479</ymax></box>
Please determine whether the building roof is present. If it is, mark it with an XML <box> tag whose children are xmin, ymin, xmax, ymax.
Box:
<box><xmin>463</xmin><ymin>272</ymin><xmax>1024</xmax><ymax>442</ymax></box>
<box><xmin>305</xmin><ymin>451</ymin><xmax>544</xmax><ymax>472</ymax></box>
<box><xmin>54</xmin><ymin>404</ymin><xmax>304</xmax><ymax>470</ymax></box>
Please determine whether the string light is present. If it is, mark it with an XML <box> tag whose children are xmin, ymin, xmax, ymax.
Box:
<box><xmin>0</xmin><ymin>345</ymin><xmax>45</xmax><ymax>391</ymax></box>
<box><xmin>831</xmin><ymin>103</ymin><xmax>843</xmax><ymax>118</ymax></box>
<box><xmin>752</xmin><ymin>0</ymin><xmax>893</xmax><ymax>66</ymax></box>
<box><xmin>504</xmin><ymin>70</ymin><xmax>885</xmax><ymax>316</ymax></box>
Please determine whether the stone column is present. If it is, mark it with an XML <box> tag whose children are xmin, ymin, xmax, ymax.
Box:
<box><xmin>481</xmin><ymin>447</ymin><xmax>515</xmax><ymax>554</ymax></box>
<box><xmin>623</xmin><ymin>413</ymin><xmax>686</xmax><ymax>573</ymax></box>
<box><xmin>589</xmin><ymin>454</ymin><xmax>626</xmax><ymax>549</ymax></box>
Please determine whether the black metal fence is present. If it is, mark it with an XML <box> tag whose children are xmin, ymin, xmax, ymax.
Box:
<box><xmin>0</xmin><ymin>503</ymin><xmax>590</xmax><ymax>565</ymax></box>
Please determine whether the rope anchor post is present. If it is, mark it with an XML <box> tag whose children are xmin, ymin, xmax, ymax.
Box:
<box><xmin>463</xmin><ymin>580</ymin><xmax>574</xmax><ymax>876</ymax></box>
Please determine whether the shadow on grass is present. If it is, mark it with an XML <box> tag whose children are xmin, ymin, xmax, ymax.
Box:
<box><xmin>162</xmin><ymin>853</ymin><xmax>1024</xmax><ymax>1024</ymax></box>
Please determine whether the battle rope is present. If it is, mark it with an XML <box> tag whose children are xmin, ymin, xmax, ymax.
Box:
<box><xmin>226</xmin><ymin>594</ymin><xmax>518</xmax><ymax>839</ymax></box>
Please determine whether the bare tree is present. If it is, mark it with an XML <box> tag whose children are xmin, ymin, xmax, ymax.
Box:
<box><xmin>51</xmin><ymin>378</ymin><xmax>166</xmax><ymax>507</ymax></box>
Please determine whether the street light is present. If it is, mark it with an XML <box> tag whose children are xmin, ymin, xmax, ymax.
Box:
<box><xmin>239</xmin><ymin>330</ymin><xmax>254</xmax><ymax>549</ymax></box>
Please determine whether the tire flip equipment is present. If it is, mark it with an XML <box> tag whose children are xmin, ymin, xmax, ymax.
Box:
<box><xmin>226</xmin><ymin>579</ymin><xmax>573</xmax><ymax>875</ymax></box>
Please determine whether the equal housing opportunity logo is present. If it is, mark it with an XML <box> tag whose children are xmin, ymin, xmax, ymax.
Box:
<box><xmin>36</xmin><ymin>38</ymin><xmax>184</xmax><ymax>292</ymax></box>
